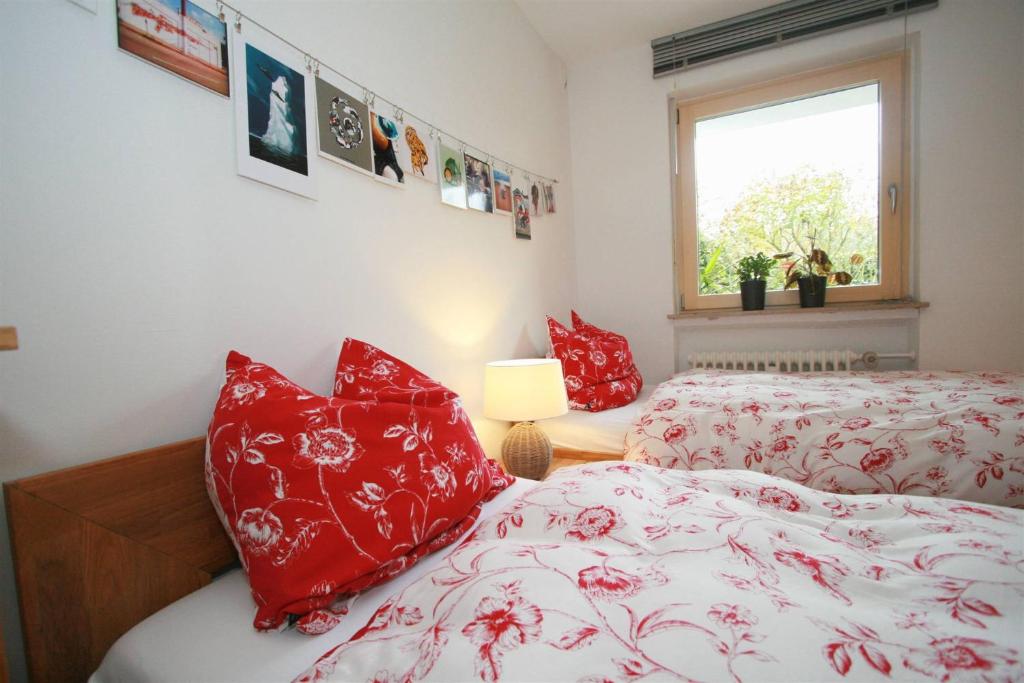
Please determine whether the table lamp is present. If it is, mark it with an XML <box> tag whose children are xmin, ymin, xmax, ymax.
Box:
<box><xmin>484</xmin><ymin>359</ymin><xmax>569</xmax><ymax>480</ymax></box>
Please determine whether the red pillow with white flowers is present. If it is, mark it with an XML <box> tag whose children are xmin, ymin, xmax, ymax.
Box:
<box><xmin>333</xmin><ymin>338</ymin><xmax>454</xmax><ymax>406</ymax></box>
<box><xmin>571</xmin><ymin>310</ymin><xmax>644</xmax><ymax>395</ymax></box>
<box><xmin>206</xmin><ymin>350</ymin><xmax>512</xmax><ymax>635</ymax></box>
<box><xmin>547</xmin><ymin>315</ymin><xmax>643</xmax><ymax>411</ymax></box>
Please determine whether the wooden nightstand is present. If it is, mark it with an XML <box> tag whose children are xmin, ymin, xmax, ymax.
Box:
<box><xmin>497</xmin><ymin>449</ymin><xmax>623</xmax><ymax>481</ymax></box>
<box><xmin>544</xmin><ymin>448</ymin><xmax>623</xmax><ymax>479</ymax></box>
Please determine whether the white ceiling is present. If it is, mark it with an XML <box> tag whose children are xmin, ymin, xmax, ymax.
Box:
<box><xmin>514</xmin><ymin>0</ymin><xmax>780</xmax><ymax>66</ymax></box>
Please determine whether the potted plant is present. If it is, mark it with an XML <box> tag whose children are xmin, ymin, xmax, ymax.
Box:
<box><xmin>736</xmin><ymin>252</ymin><xmax>774</xmax><ymax>310</ymax></box>
<box><xmin>775</xmin><ymin>239</ymin><xmax>852</xmax><ymax>308</ymax></box>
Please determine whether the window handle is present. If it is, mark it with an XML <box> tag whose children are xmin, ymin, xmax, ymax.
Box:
<box><xmin>888</xmin><ymin>183</ymin><xmax>898</xmax><ymax>214</ymax></box>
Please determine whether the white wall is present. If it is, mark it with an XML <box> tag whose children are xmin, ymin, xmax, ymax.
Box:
<box><xmin>568</xmin><ymin>0</ymin><xmax>1024</xmax><ymax>382</ymax></box>
<box><xmin>0</xmin><ymin>2</ymin><xmax>574</xmax><ymax>680</ymax></box>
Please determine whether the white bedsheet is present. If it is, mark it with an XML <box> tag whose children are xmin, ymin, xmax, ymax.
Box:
<box><xmin>538</xmin><ymin>386</ymin><xmax>652</xmax><ymax>454</ymax></box>
<box><xmin>89</xmin><ymin>477</ymin><xmax>537</xmax><ymax>683</ymax></box>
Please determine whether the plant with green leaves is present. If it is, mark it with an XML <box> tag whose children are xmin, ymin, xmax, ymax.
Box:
<box><xmin>774</xmin><ymin>227</ymin><xmax>853</xmax><ymax>291</ymax></box>
<box><xmin>698</xmin><ymin>168</ymin><xmax>877</xmax><ymax>294</ymax></box>
<box><xmin>736</xmin><ymin>252</ymin><xmax>776</xmax><ymax>284</ymax></box>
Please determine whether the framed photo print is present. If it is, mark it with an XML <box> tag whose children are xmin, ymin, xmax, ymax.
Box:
<box><xmin>529</xmin><ymin>179</ymin><xmax>542</xmax><ymax>218</ymax></box>
<box><xmin>438</xmin><ymin>142</ymin><xmax>467</xmax><ymax>209</ymax></box>
<box><xmin>315</xmin><ymin>77</ymin><xmax>373</xmax><ymax>174</ymax></box>
<box><xmin>492</xmin><ymin>167</ymin><xmax>513</xmax><ymax>216</ymax></box>
<box><xmin>232</xmin><ymin>28</ymin><xmax>317</xmax><ymax>198</ymax></box>
<box><xmin>116</xmin><ymin>0</ymin><xmax>229</xmax><ymax>96</ymax></box>
<box><xmin>544</xmin><ymin>182</ymin><xmax>557</xmax><ymax>214</ymax></box>
<box><xmin>398</xmin><ymin>116</ymin><xmax>437</xmax><ymax>184</ymax></box>
<box><xmin>513</xmin><ymin>187</ymin><xmax>531</xmax><ymax>240</ymax></box>
<box><xmin>371</xmin><ymin>111</ymin><xmax>406</xmax><ymax>185</ymax></box>
<box><xmin>464</xmin><ymin>153</ymin><xmax>493</xmax><ymax>213</ymax></box>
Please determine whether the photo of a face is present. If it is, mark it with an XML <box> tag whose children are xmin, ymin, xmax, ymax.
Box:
<box><xmin>315</xmin><ymin>77</ymin><xmax>372</xmax><ymax>173</ymax></box>
<box><xmin>464</xmin><ymin>153</ymin><xmax>493</xmax><ymax>213</ymax></box>
<box><xmin>492</xmin><ymin>168</ymin><xmax>512</xmax><ymax>215</ymax></box>
<box><xmin>438</xmin><ymin>141</ymin><xmax>467</xmax><ymax>209</ymax></box>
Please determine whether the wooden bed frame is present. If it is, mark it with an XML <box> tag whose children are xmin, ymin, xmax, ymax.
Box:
<box><xmin>549</xmin><ymin>446</ymin><xmax>623</xmax><ymax>473</ymax></box>
<box><xmin>4</xmin><ymin>437</ymin><xmax>235</xmax><ymax>683</ymax></box>
<box><xmin>3</xmin><ymin>439</ymin><xmax>620</xmax><ymax>682</ymax></box>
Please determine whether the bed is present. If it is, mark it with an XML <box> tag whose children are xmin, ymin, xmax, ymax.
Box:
<box><xmin>539</xmin><ymin>370</ymin><xmax>1023</xmax><ymax>507</ymax></box>
<box><xmin>625</xmin><ymin>370</ymin><xmax>1024</xmax><ymax>507</ymax></box>
<box><xmin>8</xmin><ymin>436</ymin><xmax>1023</xmax><ymax>682</ymax></box>
<box><xmin>297</xmin><ymin>462</ymin><xmax>1023</xmax><ymax>682</ymax></box>
<box><xmin>88</xmin><ymin>478</ymin><xmax>536</xmax><ymax>683</ymax></box>
<box><xmin>540</xmin><ymin>386</ymin><xmax>653</xmax><ymax>461</ymax></box>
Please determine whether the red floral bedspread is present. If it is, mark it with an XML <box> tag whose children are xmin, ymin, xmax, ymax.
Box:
<box><xmin>624</xmin><ymin>371</ymin><xmax>1024</xmax><ymax>507</ymax></box>
<box><xmin>296</xmin><ymin>462</ymin><xmax>1023</xmax><ymax>682</ymax></box>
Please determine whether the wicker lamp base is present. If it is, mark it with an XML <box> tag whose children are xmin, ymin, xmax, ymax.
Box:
<box><xmin>501</xmin><ymin>421</ymin><xmax>552</xmax><ymax>480</ymax></box>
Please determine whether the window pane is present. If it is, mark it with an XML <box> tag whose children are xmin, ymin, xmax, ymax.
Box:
<box><xmin>694</xmin><ymin>84</ymin><xmax>879</xmax><ymax>295</ymax></box>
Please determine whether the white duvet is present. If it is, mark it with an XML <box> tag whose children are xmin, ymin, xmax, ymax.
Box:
<box><xmin>299</xmin><ymin>462</ymin><xmax>1024</xmax><ymax>682</ymax></box>
<box><xmin>625</xmin><ymin>371</ymin><xmax>1024</xmax><ymax>507</ymax></box>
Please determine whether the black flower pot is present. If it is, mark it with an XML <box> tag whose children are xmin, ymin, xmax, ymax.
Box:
<box><xmin>797</xmin><ymin>275</ymin><xmax>827</xmax><ymax>308</ymax></box>
<box><xmin>740</xmin><ymin>279</ymin><xmax>767</xmax><ymax>311</ymax></box>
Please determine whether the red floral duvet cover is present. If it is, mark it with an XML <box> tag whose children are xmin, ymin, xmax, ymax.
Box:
<box><xmin>296</xmin><ymin>462</ymin><xmax>1023</xmax><ymax>683</ymax></box>
<box><xmin>625</xmin><ymin>371</ymin><xmax>1024</xmax><ymax>507</ymax></box>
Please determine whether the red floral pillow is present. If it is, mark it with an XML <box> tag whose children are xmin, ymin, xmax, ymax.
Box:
<box><xmin>206</xmin><ymin>351</ymin><xmax>512</xmax><ymax>635</ymax></box>
<box><xmin>571</xmin><ymin>310</ymin><xmax>628</xmax><ymax>347</ymax></box>
<box><xmin>571</xmin><ymin>310</ymin><xmax>644</xmax><ymax>396</ymax></box>
<box><xmin>334</xmin><ymin>338</ymin><xmax>454</xmax><ymax>406</ymax></box>
<box><xmin>547</xmin><ymin>316</ymin><xmax>642</xmax><ymax>412</ymax></box>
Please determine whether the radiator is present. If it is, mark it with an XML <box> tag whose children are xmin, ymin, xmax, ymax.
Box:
<box><xmin>686</xmin><ymin>350</ymin><xmax>915</xmax><ymax>372</ymax></box>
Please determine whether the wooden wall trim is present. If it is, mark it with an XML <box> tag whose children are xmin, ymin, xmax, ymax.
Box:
<box><xmin>4</xmin><ymin>437</ymin><xmax>236</xmax><ymax>683</ymax></box>
<box><xmin>0</xmin><ymin>327</ymin><xmax>17</xmax><ymax>352</ymax></box>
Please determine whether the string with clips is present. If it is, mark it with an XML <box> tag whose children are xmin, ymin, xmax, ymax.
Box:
<box><xmin>215</xmin><ymin>1</ymin><xmax>559</xmax><ymax>186</ymax></box>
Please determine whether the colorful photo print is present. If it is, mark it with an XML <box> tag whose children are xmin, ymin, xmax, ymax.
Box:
<box><xmin>513</xmin><ymin>187</ymin><xmax>531</xmax><ymax>240</ymax></box>
<box><xmin>315</xmin><ymin>77</ymin><xmax>372</xmax><ymax>173</ymax></box>
<box><xmin>438</xmin><ymin>142</ymin><xmax>467</xmax><ymax>209</ymax></box>
<box><xmin>232</xmin><ymin>31</ymin><xmax>316</xmax><ymax>198</ymax></box>
<box><xmin>116</xmin><ymin>0</ymin><xmax>229</xmax><ymax>96</ymax></box>
<box><xmin>492</xmin><ymin>168</ymin><xmax>513</xmax><ymax>215</ymax></box>
<box><xmin>530</xmin><ymin>180</ymin><xmax>542</xmax><ymax>218</ymax></box>
<box><xmin>399</xmin><ymin>118</ymin><xmax>437</xmax><ymax>183</ymax></box>
<box><xmin>464</xmin><ymin>153</ymin><xmax>493</xmax><ymax>213</ymax></box>
<box><xmin>544</xmin><ymin>182</ymin><xmax>557</xmax><ymax>214</ymax></box>
<box><xmin>371</xmin><ymin>112</ymin><xmax>405</xmax><ymax>184</ymax></box>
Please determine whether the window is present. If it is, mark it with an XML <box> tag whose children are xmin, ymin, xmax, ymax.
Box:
<box><xmin>675</xmin><ymin>54</ymin><xmax>907</xmax><ymax>310</ymax></box>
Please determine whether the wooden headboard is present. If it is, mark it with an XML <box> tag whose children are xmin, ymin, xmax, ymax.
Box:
<box><xmin>4</xmin><ymin>437</ymin><xmax>235</xmax><ymax>683</ymax></box>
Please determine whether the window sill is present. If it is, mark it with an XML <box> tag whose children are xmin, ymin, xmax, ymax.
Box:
<box><xmin>668</xmin><ymin>299</ymin><xmax>929</xmax><ymax>325</ymax></box>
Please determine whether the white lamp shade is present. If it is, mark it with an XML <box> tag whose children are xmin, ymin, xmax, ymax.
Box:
<box><xmin>484</xmin><ymin>359</ymin><xmax>569</xmax><ymax>422</ymax></box>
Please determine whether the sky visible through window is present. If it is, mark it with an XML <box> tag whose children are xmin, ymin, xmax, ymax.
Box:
<box><xmin>694</xmin><ymin>84</ymin><xmax>880</xmax><ymax>294</ymax></box>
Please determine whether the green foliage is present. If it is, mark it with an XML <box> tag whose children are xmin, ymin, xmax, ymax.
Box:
<box><xmin>736</xmin><ymin>252</ymin><xmax>775</xmax><ymax>283</ymax></box>
<box><xmin>698</xmin><ymin>168</ymin><xmax>878</xmax><ymax>295</ymax></box>
<box><xmin>699</xmin><ymin>242</ymin><xmax>729</xmax><ymax>294</ymax></box>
